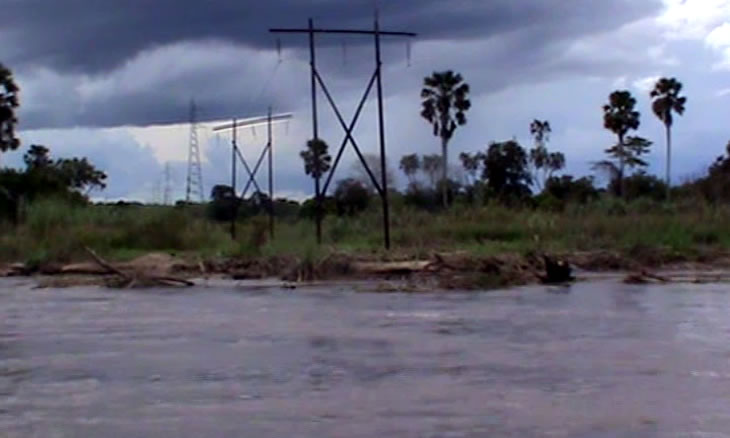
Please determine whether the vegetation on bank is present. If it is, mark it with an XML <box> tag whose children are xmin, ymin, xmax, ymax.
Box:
<box><xmin>3</xmin><ymin>196</ymin><xmax>730</xmax><ymax>270</ymax></box>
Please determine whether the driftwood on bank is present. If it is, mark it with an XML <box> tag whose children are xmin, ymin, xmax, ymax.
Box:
<box><xmin>624</xmin><ymin>270</ymin><xmax>672</xmax><ymax>284</ymax></box>
<box><xmin>84</xmin><ymin>247</ymin><xmax>194</xmax><ymax>288</ymax></box>
<box><xmin>350</xmin><ymin>260</ymin><xmax>435</xmax><ymax>276</ymax></box>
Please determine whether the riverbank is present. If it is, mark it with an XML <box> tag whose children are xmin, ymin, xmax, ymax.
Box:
<box><xmin>3</xmin><ymin>199</ymin><xmax>730</xmax><ymax>289</ymax></box>
<box><xmin>3</xmin><ymin>246</ymin><xmax>730</xmax><ymax>290</ymax></box>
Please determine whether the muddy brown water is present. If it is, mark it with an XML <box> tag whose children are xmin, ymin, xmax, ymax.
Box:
<box><xmin>1</xmin><ymin>278</ymin><xmax>730</xmax><ymax>437</ymax></box>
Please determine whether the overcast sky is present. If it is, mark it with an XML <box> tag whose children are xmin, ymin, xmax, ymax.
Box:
<box><xmin>1</xmin><ymin>0</ymin><xmax>729</xmax><ymax>201</ymax></box>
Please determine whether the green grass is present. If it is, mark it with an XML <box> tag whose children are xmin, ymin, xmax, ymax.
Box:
<box><xmin>3</xmin><ymin>197</ymin><xmax>730</xmax><ymax>267</ymax></box>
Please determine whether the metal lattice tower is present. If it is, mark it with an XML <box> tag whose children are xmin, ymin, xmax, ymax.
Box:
<box><xmin>185</xmin><ymin>100</ymin><xmax>205</xmax><ymax>203</ymax></box>
<box><xmin>163</xmin><ymin>162</ymin><xmax>172</xmax><ymax>205</ymax></box>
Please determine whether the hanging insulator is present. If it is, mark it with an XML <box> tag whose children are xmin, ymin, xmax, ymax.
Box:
<box><xmin>406</xmin><ymin>40</ymin><xmax>412</xmax><ymax>67</ymax></box>
<box><xmin>276</xmin><ymin>38</ymin><xmax>283</xmax><ymax>62</ymax></box>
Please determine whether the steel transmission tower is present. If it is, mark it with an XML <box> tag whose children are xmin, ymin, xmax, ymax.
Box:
<box><xmin>163</xmin><ymin>162</ymin><xmax>172</xmax><ymax>205</ymax></box>
<box><xmin>185</xmin><ymin>100</ymin><xmax>205</xmax><ymax>203</ymax></box>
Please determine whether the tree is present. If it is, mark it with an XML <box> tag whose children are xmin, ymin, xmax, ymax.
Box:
<box><xmin>459</xmin><ymin>152</ymin><xmax>481</xmax><ymax>185</ymax></box>
<box><xmin>211</xmin><ymin>185</ymin><xmax>236</xmax><ymax>201</ymax></box>
<box><xmin>350</xmin><ymin>153</ymin><xmax>394</xmax><ymax>194</ymax></box>
<box><xmin>334</xmin><ymin>178</ymin><xmax>370</xmax><ymax>216</ymax></box>
<box><xmin>20</xmin><ymin>145</ymin><xmax>107</xmax><ymax>195</ymax></box>
<box><xmin>603</xmin><ymin>90</ymin><xmax>641</xmax><ymax>197</ymax></box>
<box><xmin>421</xmin><ymin>154</ymin><xmax>443</xmax><ymax>189</ymax></box>
<box><xmin>615</xmin><ymin>171</ymin><xmax>668</xmax><ymax>201</ymax></box>
<box><xmin>420</xmin><ymin>70</ymin><xmax>471</xmax><ymax>207</ymax></box>
<box><xmin>530</xmin><ymin>120</ymin><xmax>551</xmax><ymax>147</ymax></box>
<box><xmin>690</xmin><ymin>140</ymin><xmax>730</xmax><ymax>203</ymax></box>
<box><xmin>651</xmin><ymin>77</ymin><xmax>686</xmax><ymax>199</ymax></box>
<box><xmin>0</xmin><ymin>63</ymin><xmax>19</xmax><ymax>154</ymax></box>
<box><xmin>55</xmin><ymin>158</ymin><xmax>107</xmax><ymax>194</ymax></box>
<box><xmin>544</xmin><ymin>175</ymin><xmax>599</xmax><ymax>204</ymax></box>
<box><xmin>301</xmin><ymin>139</ymin><xmax>332</xmax><ymax>180</ymax></box>
<box><xmin>207</xmin><ymin>184</ymin><xmax>239</xmax><ymax>222</ymax></box>
<box><xmin>528</xmin><ymin>120</ymin><xmax>565</xmax><ymax>192</ymax></box>
<box><xmin>1</xmin><ymin>146</ymin><xmax>107</xmax><ymax>223</ymax></box>
<box><xmin>481</xmin><ymin>140</ymin><xmax>532</xmax><ymax>201</ymax></box>
<box><xmin>593</xmin><ymin>136</ymin><xmax>652</xmax><ymax>195</ymax></box>
<box><xmin>300</xmin><ymin>138</ymin><xmax>332</xmax><ymax>243</ymax></box>
<box><xmin>23</xmin><ymin>145</ymin><xmax>52</xmax><ymax>170</ymax></box>
<box><xmin>399</xmin><ymin>154</ymin><xmax>420</xmax><ymax>185</ymax></box>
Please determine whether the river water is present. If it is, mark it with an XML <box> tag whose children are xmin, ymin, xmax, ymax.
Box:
<box><xmin>1</xmin><ymin>278</ymin><xmax>730</xmax><ymax>437</ymax></box>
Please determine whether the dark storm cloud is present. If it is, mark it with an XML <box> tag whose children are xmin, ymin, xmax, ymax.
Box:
<box><xmin>1</xmin><ymin>0</ymin><xmax>661</xmax><ymax>73</ymax></box>
<box><xmin>1</xmin><ymin>0</ymin><xmax>665</xmax><ymax>130</ymax></box>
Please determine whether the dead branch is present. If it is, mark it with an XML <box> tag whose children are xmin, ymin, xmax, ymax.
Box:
<box><xmin>84</xmin><ymin>247</ymin><xmax>132</xmax><ymax>282</ymax></box>
<box><xmin>84</xmin><ymin>247</ymin><xmax>193</xmax><ymax>289</ymax></box>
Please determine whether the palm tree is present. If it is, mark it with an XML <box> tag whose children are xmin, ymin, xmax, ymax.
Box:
<box><xmin>0</xmin><ymin>63</ymin><xmax>20</xmax><ymax>155</ymax></box>
<box><xmin>300</xmin><ymin>138</ymin><xmax>332</xmax><ymax>244</ymax></box>
<box><xmin>650</xmin><ymin>77</ymin><xmax>687</xmax><ymax>200</ymax></box>
<box><xmin>421</xmin><ymin>71</ymin><xmax>471</xmax><ymax>207</ymax></box>
<box><xmin>603</xmin><ymin>90</ymin><xmax>640</xmax><ymax>198</ymax></box>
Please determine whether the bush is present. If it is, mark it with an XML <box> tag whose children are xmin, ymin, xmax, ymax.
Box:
<box><xmin>334</xmin><ymin>178</ymin><xmax>371</xmax><ymax>216</ymax></box>
<box><xmin>544</xmin><ymin>175</ymin><xmax>599</xmax><ymax>204</ymax></box>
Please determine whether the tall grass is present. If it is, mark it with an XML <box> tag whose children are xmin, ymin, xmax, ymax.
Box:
<box><xmin>2</xmin><ymin>197</ymin><xmax>730</xmax><ymax>265</ymax></box>
<box><xmin>0</xmin><ymin>199</ymin><xmax>234</xmax><ymax>264</ymax></box>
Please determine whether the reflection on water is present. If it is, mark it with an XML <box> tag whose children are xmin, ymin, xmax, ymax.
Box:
<box><xmin>1</xmin><ymin>278</ymin><xmax>730</xmax><ymax>437</ymax></box>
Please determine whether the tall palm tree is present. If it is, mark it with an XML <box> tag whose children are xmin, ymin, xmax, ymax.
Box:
<box><xmin>650</xmin><ymin>77</ymin><xmax>687</xmax><ymax>200</ymax></box>
<box><xmin>421</xmin><ymin>71</ymin><xmax>471</xmax><ymax>208</ymax></box>
<box><xmin>0</xmin><ymin>63</ymin><xmax>20</xmax><ymax>155</ymax></box>
<box><xmin>301</xmin><ymin>138</ymin><xmax>332</xmax><ymax>244</ymax></box>
<box><xmin>603</xmin><ymin>90</ymin><xmax>640</xmax><ymax>198</ymax></box>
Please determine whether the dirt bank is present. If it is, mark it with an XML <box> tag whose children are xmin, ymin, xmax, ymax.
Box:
<box><xmin>3</xmin><ymin>246</ymin><xmax>730</xmax><ymax>290</ymax></box>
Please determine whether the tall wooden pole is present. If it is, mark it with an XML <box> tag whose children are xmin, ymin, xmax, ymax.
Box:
<box><xmin>268</xmin><ymin>106</ymin><xmax>275</xmax><ymax>239</ymax></box>
<box><xmin>230</xmin><ymin>118</ymin><xmax>238</xmax><ymax>239</ymax></box>
<box><xmin>309</xmin><ymin>18</ymin><xmax>323</xmax><ymax>245</ymax></box>
<box><xmin>374</xmin><ymin>15</ymin><xmax>391</xmax><ymax>249</ymax></box>
<box><xmin>270</xmin><ymin>21</ymin><xmax>415</xmax><ymax>249</ymax></box>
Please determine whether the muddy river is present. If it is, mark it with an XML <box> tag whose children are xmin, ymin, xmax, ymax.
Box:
<box><xmin>1</xmin><ymin>278</ymin><xmax>730</xmax><ymax>437</ymax></box>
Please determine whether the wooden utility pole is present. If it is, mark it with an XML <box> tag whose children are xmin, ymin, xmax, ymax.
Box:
<box><xmin>270</xmin><ymin>18</ymin><xmax>415</xmax><ymax>250</ymax></box>
<box><xmin>231</xmin><ymin>118</ymin><xmax>238</xmax><ymax>239</ymax></box>
<box><xmin>214</xmin><ymin>112</ymin><xmax>292</xmax><ymax>241</ymax></box>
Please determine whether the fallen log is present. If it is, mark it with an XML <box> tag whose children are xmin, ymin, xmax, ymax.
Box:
<box><xmin>84</xmin><ymin>247</ymin><xmax>194</xmax><ymax>288</ymax></box>
<box><xmin>351</xmin><ymin>261</ymin><xmax>433</xmax><ymax>276</ymax></box>
<box><xmin>60</xmin><ymin>262</ymin><xmax>114</xmax><ymax>275</ymax></box>
<box><xmin>0</xmin><ymin>263</ymin><xmax>29</xmax><ymax>277</ymax></box>
<box><xmin>624</xmin><ymin>270</ymin><xmax>671</xmax><ymax>284</ymax></box>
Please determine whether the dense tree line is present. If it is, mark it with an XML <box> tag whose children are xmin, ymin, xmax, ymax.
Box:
<box><xmin>289</xmin><ymin>70</ymin><xmax>730</xmax><ymax>216</ymax></box>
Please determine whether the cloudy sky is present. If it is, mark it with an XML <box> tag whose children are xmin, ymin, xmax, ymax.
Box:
<box><xmin>1</xmin><ymin>0</ymin><xmax>729</xmax><ymax>201</ymax></box>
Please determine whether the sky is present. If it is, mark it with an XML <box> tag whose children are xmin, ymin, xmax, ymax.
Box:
<box><xmin>1</xmin><ymin>0</ymin><xmax>729</xmax><ymax>202</ymax></box>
